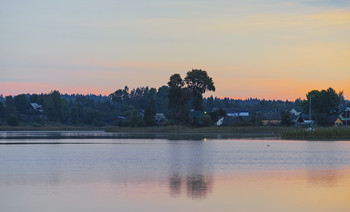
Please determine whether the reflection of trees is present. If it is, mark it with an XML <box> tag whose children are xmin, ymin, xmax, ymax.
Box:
<box><xmin>169</xmin><ymin>172</ymin><xmax>213</xmax><ymax>199</ymax></box>
<box><xmin>186</xmin><ymin>173</ymin><xmax>212</xmax><ymax>199</ymax></box>
<box><xmin>307</xmin><ymin>170</ymin><xmax>338</xmax><ymax>187</ymax></box>
<box><xmin>306</xmin><ymin>142</ymin><xmax>340</xmax><ymax>187</ymax></box>
<box><xmin>167</xmin><ymin>140</ymin><xmax>214</xmax><ymax>199</ymax></box>
<box><xmin>169</xmin><ymin>173</ymin><xmax>182</xmax><ymax>197</ymax></box>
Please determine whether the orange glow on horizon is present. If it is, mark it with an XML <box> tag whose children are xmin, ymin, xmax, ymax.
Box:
<box><xmin>2</xmin><ymin>81</ymin><xmax>350</xmax><ymax>100</ymax></box>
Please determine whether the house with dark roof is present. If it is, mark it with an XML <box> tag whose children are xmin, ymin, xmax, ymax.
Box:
<box><xmin>290</xmin><ymin>108</ymin><xmax>302</xmax><ymax>116</ymax></box>
<box><xmin>258</xmin><ymin>112</ymin><xmax>282</xmax><ymax>126</ymax></box>
<box><xmin>328</xmin><ymin>115</ymin><xmax>343</xmax><ymax>126</ymax></box>
<box><xmin>220</xmin><ymin>116</ymin><xmax>247</xmax><ymax>126</ymax></box>
<box><xmin>339</xmin><ymin>107</ymin><xmax>350</xmax><ymax>126</ymax></box>
<box><xmin>29</xmin><ymin>103</ymin><xmax>44</xmax><ymax>113</ymax></box>
<box><xmin>291</xmin><ymin>114</ymin><xmax>304</xmax><ymax>127</ymax></box>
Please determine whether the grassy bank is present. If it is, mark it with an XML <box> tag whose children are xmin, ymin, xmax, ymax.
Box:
<box><xmin>0</xmin><ymin>124</ymin><xmax>291</xmax><ymax>133</ymax></box>
<box><xmin>105</xmin><ymin>125</ymin><xmax>290</xmax><ymax>134</ymax></box>
<box><xmin>2</xmin><ymin>125</ymin><xmax>350</xmax><ymax>140</ymax></box>
<box><xmin>281</xmin><ymin>127</ymin><xmax>350</xmax><ymax>140</ymax></box>
<box><xmin>0</xmin><ymin>125</ymin><xmax>107</xmax><ymax>131</ymax></box>
<box><xmin>0</xmin><ymin>125</ymin><xmax>293</xmax><ymax>139</ymax></box>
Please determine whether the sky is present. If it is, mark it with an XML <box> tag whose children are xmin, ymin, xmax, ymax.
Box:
<box><xmin>1</xmin><ymin>0</ymin><xmax>350</xmax><ymax>100</ymax></box>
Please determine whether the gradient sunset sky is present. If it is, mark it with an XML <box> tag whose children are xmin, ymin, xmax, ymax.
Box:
<box><xmin>1</xmin><ymin>0</ymin><xmax>350</xmax><ymax>100</ymax></box>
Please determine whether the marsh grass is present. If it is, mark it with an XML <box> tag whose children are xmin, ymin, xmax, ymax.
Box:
<box><xmin>282</xmin><ymin>127</ymin><xmax>350</xmax><ymax>140</ymax></box>
<box><xmin>105</xmin><ymin>125</ymin><xmax>290</xmax><ymax>134</ymax></box>
<box><xmin>2</xmin><ymin>125</ymin><xmax>349</xmax><ymax>140</ymax></box>
<box><xmin>0</xmin><ymin>125</ymin><xmax>295</xmax><ymax>134</ymax></box>
<box><xmin>0</xmin><ymin>125</ymin><xmax>104</xmax><ymax>131</ymax></box>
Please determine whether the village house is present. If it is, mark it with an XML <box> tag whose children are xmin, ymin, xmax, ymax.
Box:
<box><xmin>258</xmin><ymin>112</ymin><xmax>282</xmax><ymax>126</ymax></box>
<box><xmin>29</xmin><ymin>103</ymin><xmax>44</xmax><ymax>113</ymax></box>
<box><xmin>155</xmin><ymin>113</ymin><xmax>167</xmax><ymax>124</ymax></box>
<box><xmin>328</xmin><ymin>115</ymin><xmax>343</xmax><ymax>126</ymax></box>
<box><xmin>289</xmin><ymin>108</ymin><xmax>304</xmax><ymax>127</ymax></box>
<box><xmin>339</xmin><ymin>107</ymin><xmax>350</xmax><ymax>126</ymax></box>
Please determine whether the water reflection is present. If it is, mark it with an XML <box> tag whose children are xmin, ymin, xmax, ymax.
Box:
<box><xmin>186</xmin><ymin>173</ymin><xmax>213</xmax><ymax>198</ymax></box>
<box><xmin>169</xmin><ymin>173</ymin><xmax>182</xmax><ymax>196</ymax></box>
<box><xmin>167</xmin><ymin>139</ymin><xmax>214</xmax><ymax>198</ymax></box>
<box><xmin>169</xmin><ymin>172</ymin><xmax>213</xmax><ymax>199</ymax></box>
<box><xmin>305</xmin><ymin>141</ymin><xmax>342</xmax><ymax>186</ymax></box>
<box><xmin>2</xmin><ymin>139</ymin><xmax>350</xmax><ymax>212</ymax></box>
<box><xmin>307</xmin><ymin>170</ymin><xmax>339</xmax><ymax>187</ymax></box>
<box><xmin>0</xmin><ymin>131</ymin><xmax>275</xmax><ymax>140</ymax></box>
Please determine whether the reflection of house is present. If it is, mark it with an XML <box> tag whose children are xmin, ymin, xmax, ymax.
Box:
<box><xmin>259</xmin><ymin>112</ymin><xmax>282</xmax><ymax>125</ymax></box>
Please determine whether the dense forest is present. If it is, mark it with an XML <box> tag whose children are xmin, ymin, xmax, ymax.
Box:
<box><xmin>1</xmin><ymin>70</ymin><xmax>348</xmax><ymax>127</ymax></box>
<box><xmin>0</xmin><ymin>91</ymin><xmax>296</xmax><ymax>127</ymax></box>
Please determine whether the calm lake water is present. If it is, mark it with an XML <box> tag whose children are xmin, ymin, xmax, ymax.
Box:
<box><xmin>1</xmin><ymin>134</ymin><xmax>350</xmax><ymax>211</ymax></box>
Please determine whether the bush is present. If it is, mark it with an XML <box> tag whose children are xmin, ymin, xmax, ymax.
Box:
<box><xmin>281</xmin><ymin>111</ymin><xmax>292</xmax><ymax>126</ymax></box>
<box><xmin>199</xmin><ymin>115</ymin><xmax>214</xmax><ymax>127</ymax></box>
<box><xmin>7</xmin><ymin>115</ymin><xmax>19</xmax><ymax>126</ymax></box>
<box><xmin>314</xmin><ymin>113</ymin><xmax>329</xmax><ymax>127</ymax></box>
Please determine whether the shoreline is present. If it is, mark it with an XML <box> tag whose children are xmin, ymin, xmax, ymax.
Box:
<box><xmin>0</xmin><ymin>131</ymin><xmax>278</xmax><ymax>140</ymax></box>
<box><xmin>0</xmin><ymin>125</ymin><xmax>350</xmax><ymax>140</ymax></box>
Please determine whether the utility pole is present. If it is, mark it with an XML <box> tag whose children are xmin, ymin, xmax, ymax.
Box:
<box><xmin>309</xmin><ymin>96</ymin><xmax>311</xmax><ymax>121</ymax></box>
<box><xmin>309</xmin><ymin>96</ymin><xmax>312</xmax><ymax>128</ymax></box>
<box><xmin>346</xmin><ymin>107</ymin><xmax>348</xmax><ymax>128</ymax></box>
<box><xmin>344</xmin><ymin>99</ymin><xmax>348</xmax><ymax>128</ymax></box>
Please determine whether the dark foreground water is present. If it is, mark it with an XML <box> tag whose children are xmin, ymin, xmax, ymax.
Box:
<box><xmin>1</xmin><ymin>136</ymin><xmax>350</xmax><ymax>211</ymax></box>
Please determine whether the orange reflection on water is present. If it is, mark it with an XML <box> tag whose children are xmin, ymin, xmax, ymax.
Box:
<box><xmin>2</xmin><ymin>169</ymin><xmax>350</xmax><ymax>212</ymax></box>
<box><xmin>209</xmin><ymin>169</ymin><xmax>350</xmax><ymax>212</ymax></box>
<box><xmin>82</xmin><ymin>169</ymin><xmax>350</xmax><ymax>212</ymax></box>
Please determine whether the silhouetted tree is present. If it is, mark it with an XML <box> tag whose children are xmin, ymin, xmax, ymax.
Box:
<box><xmin>144</xmin><ymin>98</ymin><xmax>156</xmax><ymax>126</ymax></box>
<box><xmin>14</xmin><ymin>94</ymin><xmax>29</xmax><ymax>114</ymax></box>
<box><xmin>168</xmin><ymin>74</ymin><xmax>191</xmax><ymax>123</ymax></box>
<box><xmin>5</xmin><ymin>96</ymin><xmax>16</xmax><ymax>116</ymax></box>
<box><xmin>44</xmin><ymin>90</ymin><xmax>68</xmax><ymax>123</ymax></box>
<box><xmin>199</xmin><ymin>115</ymin><xmax>214</xmax><ymax>127</ymax></box>
<box><xmin>155</xmin><ymin>86</ymin><xmax>169</xmax><ymax>113</ymax></box>
<box><xmin>70</xmin><ymin>105</ymin><xmax>79</xmax><ymax>125</ymax></box>
<box><xmin>7</xmin><ymin>115</ymin><xmax>19</xmax><ymax>126</ymax></box>
<box><xmin>184</xmin><ymin>69</ymin><xmax>215</xmax><ymax>111</ymax></box>
<box><xmin>0</xmin><ymin>102</ymin><xmax>4</xmax><ymax>121</ymax></box>
<box><xmin>109</xmin><ymin>86</ymin><xmax>129</xmax><ymax>103</ymax></box>
<box><xmin>304</xmin><ymin>88</ymin><xmax>341</xmax><ymax>114</ymax></box>
<box><xmin>129</xmin><ymin>110</ymin><xmax>144</xmax><ymax>127</ymax></box>
<box><xmin>281</xmin><ymin>111</ymin><xmax>292</xmax><ymax>126</ymax></box>
<box><xmin>302</xmin><ymin>88</ymin><xmax>342</xmax><ymax>126</ymax></box>
<box><xmin>209</xmin><ymin>108</ymin><xmax>226</xmax><ymax>122</ymax></box>
<box><xmin>168</xmin><ymin>74</ymin><xmax>185</xmax><ymax>110</ymax></box>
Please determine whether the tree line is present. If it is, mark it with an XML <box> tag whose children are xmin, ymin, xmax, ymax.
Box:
<box><xmin>0</xmin><ymin>70</ymin><xmax>348</xmax><ymax>127</ymax></box>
